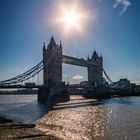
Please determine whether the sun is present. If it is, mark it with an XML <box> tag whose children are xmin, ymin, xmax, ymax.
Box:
<box><xmin>60</xmin><ymin>8</ymin><xmax>82</xmax><ymax>33</ymax></box>
<box><xmin>63</xmin><ymin>10</ymin><xmax>78</xmax><ymax>27</ymax></box>
<box><xmin>58</xmin><ymin>4</ymin><xmax>84</xmax><ymax>33</ymax></box>
<box><xmin>50</xmin><ymin>1</ymin><xmax>92</xmax><ymax>35</ymax></box>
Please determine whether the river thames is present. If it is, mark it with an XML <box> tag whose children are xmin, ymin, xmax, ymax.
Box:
<box><xmin>0</xmin><ymin>95</ymin><xmax>140</xmax><ymax>140</ymax></box>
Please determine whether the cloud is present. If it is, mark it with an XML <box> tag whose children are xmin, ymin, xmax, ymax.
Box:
<box><xmin>113</xmin><ymin>0</ymin><xmax>131</xmax><ymax>15</ymax></box>
<box><xmin>72</xmin><ymin>74</ymin><xmax>84</xmax><ymax>80</ymax></box>
<box><xmin>98</xmin><ymin>0</ymin><xmax>131</xmax><ymax>15</ymax></box>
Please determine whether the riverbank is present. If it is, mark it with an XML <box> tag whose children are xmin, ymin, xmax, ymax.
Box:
<box><xmin>0</xmin><ymin>117</ymin><xmax>12</xmax><ymax>123</ymax></box>
<box><xmin>0</xmin><ymin>117</ymin><xmax>60</xmax><ymax>140</ymax></box>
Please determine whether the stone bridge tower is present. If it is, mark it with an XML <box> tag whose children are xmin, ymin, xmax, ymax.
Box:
<box><xmin>88</xmin><ymin>51</ymin><xmax>103</xmax><ymax>86</ymax></box>
<box><xmin>43</xmin><ymin>36</ymin><xmax>62</xmax><ymax>86</ymax></box>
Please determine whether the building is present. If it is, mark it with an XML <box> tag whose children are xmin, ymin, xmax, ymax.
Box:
<box><xmin>114</xmin><ymin>78</ymin><xmax>132</xmax><ymax>90</ymax></box>
<box><xmin>43</xmin><ymin>36</ymin><xmax>103</xmax><ymax>88</ymax></box>
<box><xmin>43</xmin><ymin>36</ymin><xmax>62</xmax><ymax>86</ymax></box>
<box><xmin>87</xmin><ymin>51</ymin><xmax>103</xmax><ymax>86</ymax></box>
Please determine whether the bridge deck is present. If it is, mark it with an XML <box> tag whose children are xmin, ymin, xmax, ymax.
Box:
<box><xmin>62</xmin><ymin>55</ymin><xmax>96</xmax><ymax>67</ymax></box>
<box><xmin>0</xmin><ymin>85</ymin><xmax>49</xmax><ymax>89</ymax></box>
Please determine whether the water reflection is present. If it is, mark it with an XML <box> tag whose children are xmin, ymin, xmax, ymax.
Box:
<box><xmin>104</xmin><ymin>97</ymin><xmax>138</xmax><ymax>106</ymax></box>
<box><xmin>37</xmin><ymin>96</ymin><xmax>140</xmax><ymax>140</ymax></box>
<box><xmin>0</xmin><ymin>95</ymin><xmax>49</xmax><ymax>123</ymax></box>
<box><xmin>0</xmin><ymin>95</ymin><xmax>140</xmax><ymax>139</ymax></box>
<box><xmin>36</xmin><ymin>96</ymin><xmax>108</xmax><ymax>139</ymax></box>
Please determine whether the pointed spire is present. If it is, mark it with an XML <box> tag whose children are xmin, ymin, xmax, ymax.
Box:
<box><xmin>51</xmin><ymin>35</ymin><xmax>54</xmax><ymax>41</ymax></box>
<box><xmin>92</xmin><ymin>50</ymin><xmax>98</xmax><ymax>58</ymax></box>
<box><xmin>49</xmin><ymin>35</ymin><xmax>56</xmax><ymax>46</ymax></box>
<box><xmin>93</xmin><ymin>50</ymin><xmax>97</xmax><ymax>55</ymax></box>
<box><xmin>43</xmin><ymin>42</ymin><xmax>46</xmax><ymax>50</ymax></box>
<box><xmin>100</xmin><ymin>53</ymin><xmax>103</xmax><ymax>59</ymax></box>
<box><xmin>60</xmin><ymin>40</ymin><xmax>62</xmax><ymax>47</ymax></box>
<box><xmin>87</xmin><ymin>55</ymin><xmax>89</xmax><ymax>60</ymax></box>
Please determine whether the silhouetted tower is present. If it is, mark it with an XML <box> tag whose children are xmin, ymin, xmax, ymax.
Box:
<box><xmin>43</xmin><ymin>36</ymin><xmax>62</xmax><ymax>86</ymax></box>
<box><xmin>88</xmin><ymin>51</ymin><xmax>103</xmax><ymax>86</ymax></box>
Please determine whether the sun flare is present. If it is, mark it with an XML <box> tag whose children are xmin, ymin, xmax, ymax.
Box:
<box><xmin>63</xmin><ymin>11</ymin><xmax>78</xmax><ymax>27</ymax></box>
<box><xmin>58</xmin><ymin>5</ymin><xmax>84</xmax><ymax>32</ymax></box>
<box><xmin>50</xmin><ymin>1</ymin><xmax>92</xmax><ymax>35</ymax></box>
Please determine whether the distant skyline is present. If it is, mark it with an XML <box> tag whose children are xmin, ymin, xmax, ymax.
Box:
<box><xmin>0</xmin><ymin>0</ymin><xmax>140</xmax><ymax>84</ymax></box>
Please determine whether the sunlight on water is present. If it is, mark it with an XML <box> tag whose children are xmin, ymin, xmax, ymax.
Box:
<box><xmin>36</xmin><ymin>96</ymin><xmax>140</xmax><ymax>140</ymax></box>
<box><xmin>0</xmin><ymin>95</ymin><xmax>140</xmax><ymax>139</ymax></box>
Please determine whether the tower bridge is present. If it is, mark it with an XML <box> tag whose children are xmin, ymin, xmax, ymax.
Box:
<box><xmin>43</xmin><ymin>36</ymin><xmax>103</xmax><ymax>87</ymax></box>
<box><xmin>0</xmin><ymin>36</ymin><xmax>120</xmax><ymax>102</ymax></box>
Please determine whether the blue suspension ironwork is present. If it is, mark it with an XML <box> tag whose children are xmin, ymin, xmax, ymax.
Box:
<box><xmin>103</xmin><ymin>69</ymin><xmax>129</xmax><ymax>89</ymax></box>
<box><xmin>0</xmin><ymin>61</ymin><xmax>46</xmax><ymax>85</ymax></box>
<box><xmin>102</xmin><ymin>69</ymin><xmax>114</xmax><ymax>85</ymax></box>
<box><xmin>0</xmin><ymin>58</ymin><xmax>127</xmax><ymax>89</ymax></box>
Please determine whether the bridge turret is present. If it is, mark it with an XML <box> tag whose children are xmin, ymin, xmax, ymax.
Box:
<box><xmin>88</xmin><ymin>50</ymin><xmax>103</xmax><ymax>87</ymax></box>
<box><xmin>43</xmin><ymin>36</ymin><xmax>62</xmax><ymax>86</ymax></box>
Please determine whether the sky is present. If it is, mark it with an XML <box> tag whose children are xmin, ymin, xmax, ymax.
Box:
<box><xmin>0</xmin><ymin>0</ymin><xmax>140</xmax><ymax>84</ymax></box>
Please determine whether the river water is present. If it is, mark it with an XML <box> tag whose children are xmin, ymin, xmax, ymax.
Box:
<box><xmin>0</xmin><ymin>95</ymin><xmax>140</xmax><ymax>140</ymax></box>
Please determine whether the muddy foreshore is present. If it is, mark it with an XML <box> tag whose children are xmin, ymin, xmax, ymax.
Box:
<box><xmin>0</xmin><ymin>116</ymin><xmax>61</xmax><ymax>140</ymax></box>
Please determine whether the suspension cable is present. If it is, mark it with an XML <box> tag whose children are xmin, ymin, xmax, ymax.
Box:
<box><xmin>0</xmin><ymin>61</ymin><xmax>45</xmax><ymax>85</ymax></box>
